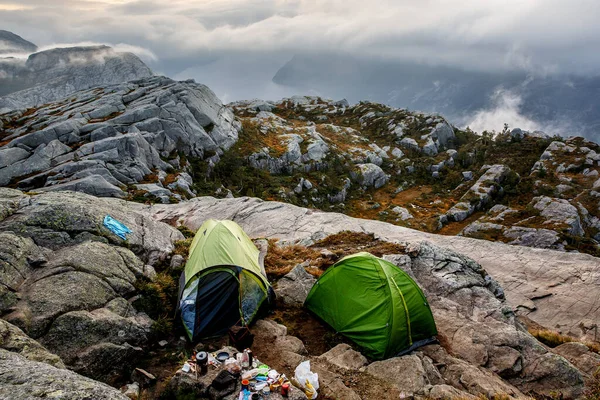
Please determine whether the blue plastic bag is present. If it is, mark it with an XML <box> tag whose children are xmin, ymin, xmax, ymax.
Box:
<box><xmin>103</xmin><ymin>215</ymin><xmax>132</xmax><ymax>240</ymax></box>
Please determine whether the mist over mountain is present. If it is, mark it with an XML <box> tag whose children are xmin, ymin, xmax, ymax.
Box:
<box><xmin>0</xmin><ymin>30</ymin><xmax>37</xmax><ymax>55</ymax></box>
<box><xmin>273</xmin><ymin>53</ymin><xmax>600</xmax><ymax>141</ymax></box>
<box><xmin>0</xmin><ymin>44</ymin><xmax>153</xmax><ymax>110</ymax></box>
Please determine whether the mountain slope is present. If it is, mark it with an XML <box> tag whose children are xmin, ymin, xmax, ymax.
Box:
<box><xmin>149</xmin><ymin>195</ymin><xmax>600</xmax><ymax>345</ymax></box>
<box><xmin>273</xmin><ymin>54</ymin><xmax>600</xmax><ymax>140</ymax></box>
<box><xmin>0</xmin><ymin>30</ymin><xmax>37</xmax><ymax>55</ymax></box>
<box><xmin>0</xmin><ymin>76</ymin><xmax>239</xmax><ymax>202</ymax></box>
<box><xmin>1</xmin><ymin>85</ymin><xmax>599</xmax><ymax>258</ymax></box>
<box><xmin>0</xmin><ymin>45</ymin><xmax>153</xmax><ymax>109</ymax></box>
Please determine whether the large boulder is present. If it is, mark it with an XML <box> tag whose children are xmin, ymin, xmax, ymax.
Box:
<box><xmin>352</xmin><ymin>163</ymin><xmax>389</xmax><ymax>188</ymax></box>
<box><xmin>531</xmin><ymin>196</ymin><xmax>585</xmax><ymax>236</ymax></box>
<box><xmin>0</xmin><ymin>319</ymin><xmax>64</xmax><ymax>368</ymax></box>
<box><xmin>446</xmin><ymin>164</ymin><xmax>511</xmax><ymax>223</ymax></box>
<box><xmin>0</xmin><ymin>189</ymin><xmax>183</xmax><ymax>264</ymax></box>
<box><xmin>41</xmin><ymin>299</ymin><xmax>153</xmax><ymax>384</ymax></box>
<box><xmin>274</xmin><ymin>264</ymin><xmax>317</xmax><ymax>307</ymax></box>
<box><xmin>0</xmin><ymin>349</ymin><xmax>128</xmax><ymax>400</ymax></box>
<box><xmin>0</xmin><ymin>189</ymin><xmax>185</xmax><ymax>384</ymax></box>
<box><xmin>318</xmin><ymin>343</ymin><xmax>368</xmax><ymax>370</ymax></box>
<box><xmin>392</xmin><ymin>242</ymin><xmax>585</xmax><ymax>398</ymax></box>
<box><xmin>553</xmin><ymin>342</ymin><xmax>600</xmax><ymax>377</ymax></box>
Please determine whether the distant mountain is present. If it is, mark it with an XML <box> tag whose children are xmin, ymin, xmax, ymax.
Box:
<box><xmin>0</xmin><ymin>45</ymin><xmax>153</xmax><ymax>111</ymax></box>
<box><xmin>0</xmin><ymin>30</ymin><xmax>37</xmax><ymax>55</ymax></box>
<box><xmin>272</xmin><ymin>54</ymin><xmax>600</xmax><ymax>141</ymax></box>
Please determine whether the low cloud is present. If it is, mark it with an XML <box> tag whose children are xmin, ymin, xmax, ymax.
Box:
<box><xmin>4</xmin><ymin>0</ymin><xmax>600</xmax><ymax>76</ymax></box>
<box><xmin>464</xmin><ymin>89</ymin><xmax>541</xmax><ymax>134</ymax></box>
<box><xmin>36</xmin><ymin>42</ymin><xmax>158</xmax><ymax>63</ymax></box>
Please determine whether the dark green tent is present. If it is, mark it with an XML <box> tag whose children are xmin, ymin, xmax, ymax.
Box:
<box><xmin>304</xmin><ymin>252</ymin><xmax>437</xmax><ymax>359</ymax></box>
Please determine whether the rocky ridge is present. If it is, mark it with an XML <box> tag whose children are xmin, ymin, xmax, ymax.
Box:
<box><xmin>0</xmin><ymin>44</ymin><xmax>153</xmax><ymax>109</ymax></box>
<box><xmin>0</xmin><ymin>76</ymin><xmax>240</xmax><ymax>202</ymax></box>
<box><xmin>0</xmin><ymin>30</ymin><xmax>37</xmax><ymax>55</ymax></box>
<box><xmin>2</xmin><ymin>81</ymin><xmax>599</xmax><ymax>258</ymax></box>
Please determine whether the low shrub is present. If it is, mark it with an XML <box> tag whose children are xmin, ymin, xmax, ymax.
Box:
<box><xmin>530</xmin><ymin>328</ymin><xmax>573</xmax><ymax>347</ymax></box>
<box><xmin>584</xmin><ymin>366</ymin><xmax>600</xmax><ymax>400</ymax></box>
<box><xmin>134</xmin><ymin>273</ymin><xmax>178</xmax><ymax>321</ymax></box>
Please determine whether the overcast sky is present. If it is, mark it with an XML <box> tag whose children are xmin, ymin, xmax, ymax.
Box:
<box><xmin>3</xmin><ymin>0</ymin><xmax>600</xmax><ymax>73</ymax></box>
<box><xmin>2</xmin><ymin>0</ymin><xmax>600</xmax><ymax>132</ymax></box>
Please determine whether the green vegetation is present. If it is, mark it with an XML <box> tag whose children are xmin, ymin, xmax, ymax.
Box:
<box><xmin>188</xmin><ymin>100</ymin><xmax>600</xmax><ymax>257</ymax></box>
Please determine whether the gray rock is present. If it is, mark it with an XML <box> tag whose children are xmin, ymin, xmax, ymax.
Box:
<box><xmin>422</xmin><ymin>137</ymin><xmax>438</xmax><ymax>155</ymax></box>
<box><xmin>135</xmin><ymin>183</ymin><xmax>173</xmax><ymax>203</ymax></box>
<box><xmin>41</xmin><ymin>174</ymin><xmax>126</xmax><ymax>198</ymax></box>
<box><xmin>399</xmin><ymin>137</ymin><xmax>419</xmax><ymax>151</ymax></box>
<box><xmin>304</xmin><ymin>137</ymin><xmax>329</xmax><ymax>162</ymax></box>
<box><xmin>0</xmin><ymin>319</ymin><xmax>64</xmax><ymax>368</ymax></box>
<box><xmin>41</xmin><ymin>304</ymin><xmax>152</xmax><ymax>384</ymax></box>
<box><xmin>275</xmin><ymin>264</ymin><xmax>316</xmax><ymax>307</ymax></box>
<box><xmin>0</xmin><ymin>76</ymin><xmax>240</xmax><ymax>198</ymax></box>
<box><xmin>462</xmin><ymin>171</ymin><xmax>473</xmax><ymax>181</ymax></box>
<box><xmin>131</xmin><ymin>368</ymin><xmax>157</xmax><ymax>388</ymax></box>
<box><xmin>392</xmin><ymin>206</ymin><xmax>413</xmax><ymax>221</ymax></box>
<box><xmin>170</xmin><ymin>254</ymin><xmax>185</xmax><ymax>269</ymax></box>
<box><xmin>531</xmin><ymin>196</ymin><xmax>584</xmax><ymax>236</ymax></box>
<box><xmin>366</xmin><ymin>355</ymin><xmax>430</xmax><ymax>395</ymax></box>
<box><xmin>334</xmin><ymin>99</ymin><xmax>349</xmax><ymax>108</ymax></box>
<box><xmin>0</xmin><ymin>147</ymin><xmax>30</xmax><ymax>168</ymax></box>
<box><xmin>504</xmin><ymin>226</ymin><xmax>562</xmax><ymax>249</ymax></box>
<box><xmin>0</xmin><ymin>45</ymin><xmax>153</xmax><ymax>110</ymax></box>
<box><xmin>121</xmin><ymin>382</ymin><xmax>140</xmax><ymax>399</ymax></box>
<box><xmin>553</xmin><ymin>342</ymin><xmax>600</xmax><ymax>377</ymax></box>
<box><xmin>511</xmin><ymin>128</ymin><xmax>524</xmax><ymax>139</ymax></box>
<box><xmin>319</xmin><ymin>344</ymin><xmax>368</xmax><ymax>370</ymax></box>
<box><xmin>352</xmin><ymin>163</ymin><xmax>389</xmax><ymax>188</ymax></box>
<box><xmin>445</xmin><ymin>164</ymin><xmax>511</xmax><ymax>223</ymax></box>
<box><xmin>0</xmin><ymin>189</ymin><xmax>183</xmax><ymax>264</ymax></box>
<box><xmin>427</xmin><ymin>384</ymin><xmax>477</xmax><ymax>399</ymax></box>
<box><xmin>431</xmin><ymin>122</ymin><xmax>455</xmax><ymax>149</ymax></box>
<box><xmin>0</xmin><ymin>348</ymin><xmax>129</xmax><ymax>400</ymax></box>
<box><xmin>391</xmin><ymin>147</ymin><xmax>404</xmax><ymax>158</ymax></box>
<box><xmin>0</xmin><ymin>140</ymin><xmax>71</xmax><ymax>186</ymax></box>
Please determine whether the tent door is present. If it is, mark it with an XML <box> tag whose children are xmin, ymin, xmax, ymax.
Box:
<box><xmin>193</xmin><ymin>270</ymin><xmax>241</xmax><ymax>339</ymax></box>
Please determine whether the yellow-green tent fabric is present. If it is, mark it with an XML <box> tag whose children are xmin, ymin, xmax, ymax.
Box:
<box><xmin>179</xmin><ymin>220</ymin><xmax>272</xmax><ymax>340</ymax></box>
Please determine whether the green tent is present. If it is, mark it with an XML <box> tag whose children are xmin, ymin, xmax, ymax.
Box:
<box><xmin>304</xmin><ymin>252</ymin><xmax>437</xmax><ymax>359</ymax></box>
<box><xmin>178</xmin><ymin>219</ymin><xmax>272</xmax><ymax>341</ymax></box>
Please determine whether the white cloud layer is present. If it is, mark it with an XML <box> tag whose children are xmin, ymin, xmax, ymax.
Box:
<box><xmin>3</xmin><ymin>0</ymin><xmax>600</xmax><ymax>75</ymax></box>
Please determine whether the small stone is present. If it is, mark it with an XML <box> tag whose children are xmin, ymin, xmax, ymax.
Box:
<box><xmin>158</xmin><ymin>340</ymin><xmax>168</xmax><ymax>347</ymax></box>
<box><xmin>121</xmin><ymin>382</ymin><xmax>140</xmax><ymax>400</ymax></box>
<box><xmin>170</xmin><ymin>254</ymin><xmax>185</xmax><ymax>269</ymax></box>
<box><xmin>131</xmin><ymin>368</ymin><xmax>156</xmax><ymax>388</ymax></box>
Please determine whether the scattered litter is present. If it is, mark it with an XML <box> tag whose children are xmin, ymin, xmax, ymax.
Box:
<box><xmin>103</xmin><ymin>215</ymin><xmax>132</xmax><ymax>240</ymax></box>
<box><xmin>176</xmin><ymin>345</ymin><xmax>316</xmax><ymax>398</ymax></box>
<box><xmin>293</xmin><ymin>361</ymin><xmax>319</xmax><ymax>399</ymax></box>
